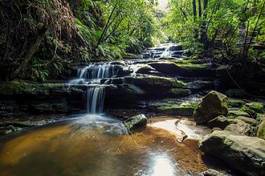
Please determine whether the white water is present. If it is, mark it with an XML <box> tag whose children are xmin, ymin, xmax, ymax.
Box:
<box><xmin>87</xmin><ymin>86</ymin><xmax>105</xmax><ymax>113</ymax></box>
<box><xmin>78</xmin><ymin>63</ymin><xmax>117</xmax><ymax>80</ymax></box>
<box><xmin>69</xmin><ymin>63</ymin><xmax>119</xmax><ymax>113</ymax></box>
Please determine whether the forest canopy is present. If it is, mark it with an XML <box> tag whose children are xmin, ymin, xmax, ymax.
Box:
<box><xmin>163</xmin><ymin>0</ymin><xmax>265</xmax><ymax>62</ymax></box>
<box><xmin>0</xmin><ymin>0</ymin><xmax>159</xmax><ymax>81</ymax></box>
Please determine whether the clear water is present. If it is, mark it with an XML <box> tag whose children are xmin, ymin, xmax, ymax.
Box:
<box><xmin>0</xmin><ymin>114</ymin><xmax>207</xmax><ymax>176</ymax></box>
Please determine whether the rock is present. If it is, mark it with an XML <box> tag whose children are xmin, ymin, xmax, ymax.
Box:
<box><xmin>257</xmin><ymin>119</ymin><xmax>265</xmax><ymax>140</ymax></box>
<box><xmin>194</xmin><ymin>91</ymin><xmax>228</xmax><ymax>125</ymax></box>
<box><xmin>225</xmin><ymin>119</ymin><xmax>252</xmax><ymax>135</ymax></box>
<box><xmin>200</xmin><ymin>169</ymin><xmax>228</xmax><ymax>176</ymax></box>
<box><xmin>236</xmin><ymin>116</ymin><xmax>257</xmax><ymax>125</ymax></box>
<box><xmin>228</xmin><ymin>98</ymin><xmax>245</xmax><ymax>108</ymax></box>
<box><xmin>243</xmin><ymin>102</ymin><xmax>265</xmax><ymax>114</ymax></box>
<box><xmin>135</xmin><ymin>65</ymin><xmax>156</xmax><ymax>74</ymax></box>
<box><xmin>149</xmin><ymin>61</ymin><xmax>180</xmax><ymax>75</ymax></box>
<box><xmin>124</xmin><ymin>75</ymin><xmax>186</xmax><ymax>89</ymax></box>
<box><xmin>207</xmin><ymin>115</ymin><xmax>236</xmax><ymax>129</ymax></box>
<box><xmin>199</xmin><ymin>130</ymin><xmax>265</xmax><ymax>176</ymax></box>
<box><xmin>149</xmin><ymin>61</ymin><xmax>213</xmax><ymax>77</ymax></box>
<box><xmin>124</xmin><ymin>114</ymin><xmax>147</xmax><ymax>133</ymax></box>
<box><xmin>228</xmin><ymin>109</ymin><xmax>250</xmax><ymax>118</ymax></box>
<box><xmin>149</xmin><ymin>100</ymin><xmax>198</xmax><ymax>116</ymax></box>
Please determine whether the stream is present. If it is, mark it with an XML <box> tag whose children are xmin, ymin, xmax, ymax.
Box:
<box><xmin>0</xmin><ymin>43</ymin><xmax>215</xmax><ymax>176</ymax></box>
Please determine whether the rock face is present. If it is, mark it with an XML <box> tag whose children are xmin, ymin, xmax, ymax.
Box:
<box><xmin>194</xmin><ymin>91</ymin><xmax>228</xmax><ymax>125</ymax></box>
<box><xmin>0</xmin><ymin>81</ymin><xmax>86</xmax><ymax>115</ymax></box>
<box><xmin>124</xmin><ymin>114</ymin><xmax>147</xmax><ymax>133</ymax></box>
<box><xmin>200</xmin><ymin>130</ymin><xmax>265</xmax><ymax>176</ymax></box>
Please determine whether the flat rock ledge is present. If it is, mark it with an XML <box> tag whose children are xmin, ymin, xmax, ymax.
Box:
<box><xmin>199</xmin><ymin>130</ymin><xmax>265</xmax><ymax>176</ymax></box>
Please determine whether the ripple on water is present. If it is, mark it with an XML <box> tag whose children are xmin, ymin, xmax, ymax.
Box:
<box><xmin>0</xmin><ymin>115</ymin><xmax>208</xmax><ymax>176</ymax></box>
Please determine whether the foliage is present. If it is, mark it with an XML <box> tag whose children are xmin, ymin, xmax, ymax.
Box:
<box><xmin>163</xmin><ymin>0</ymin><xmax>265</xmax><ymax>61</ymax></box>
<box><xmin>0</xmin><ymin>0</ymin><xmax>159</xmax><ymax>81</ymax></box>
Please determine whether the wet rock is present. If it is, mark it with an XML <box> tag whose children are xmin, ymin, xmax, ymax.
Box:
<box><xmin>124</xmin><ymin>75</ymin><xmax>186</xmax><ymax>89</ymax></box>
<box><xmin>194</xmin><ymin>91</ymin><xmax>228</xmax><ymax>125</ymax></box>
<box><xmin>200</xmin><ymin>169</ymin><xmax>228</xmax><ymax>176</ymax></box>
<box><xmin>257</xmin><ymin>119</ymin><xmax>265</xmax><ymax>140</ymax></box>
<box><xmin>149</xmin><ymin>61</ymin><xmax>180</xmax><ymax>75</ymax></box>
<box><xmin>228</xmin><ymin>109</ymin><xmax>250</xmax><ymax>118</ymax></box>
<box><xmin>0</xmin><ymin>81</ymin><xmax>86</xmax><ymax>114</ymax></box>
<box><xmin>149</xmin><ymin>61</ymin><xmax>213</xmax><ymax>77</ymax></box>
<box><xmin>225</xmin><ymin>119</ymin><xmax>252</xmax><ymax>135</ymax></box>
<box><xmin>243</xmin><ymin>102</ymin><xmax>265</xmax><ymax>113</ymax></box>
<box><xmin>207</xmin><ymin>116</ymin><xmax>236</xmax><ymax>129</ymax></box>
<box><xmin>135</xmin><ymin>65</ymin><xmax>156</xmax><ymax>74</ymax></box>
<box><xmin>148</xmin><ymin>100</ymin><xmax>198</xmax><ymax>116</ymax></box>
<box><xmin>124</xmin><ymin>114</ymin><xmax>147</xmax><ymax>133</ymax></box>
<box><xmin>228</xmin><ymin>99</ymin><xmax>245</xmax><ymax>108</ymax></box>
<box><xmin>236</xmin><ymin>116</ymin><xmax>257</xmax><ymax>125</ymax></box>
<box><xmin>199</xmin><ymin>130</ymin><xmax>265</xmax><ymax>176</ymax></box>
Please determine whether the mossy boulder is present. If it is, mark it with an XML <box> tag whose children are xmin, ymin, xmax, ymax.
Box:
<box><xmin>207</xmin><ymin>115</ymin><xmax>236</xmax><ymax>129</ymax></box>
<box><xmin>149</xmin><ymin>100</ymin><xmax>198</xmax><ymax>116</ymax></box>
<box><xmin>124</xmin><ymin>76</ymin><xmax>186</xmax><ymax>89</ymax></box>
<box><xmin>228</xmin><ymin>98</ymin><xmax>246</xmax><ymax>108</ymax></box>
<box><xmin>149</xmin><ymin>61</ymin><xmax>213</xmax><ymax>77</ymax></box>
<box><xmin>194</xmin><ymin>91</ymin><xmax>228</xmax><ymax>125</ymax></box>
<box><xmin>228</xmin><ymin>109</ymin><xmax>250</xmax><ymax>118</ymax></box>
<box><xmin>257</xmin><ymin>119</ymin><xmax>265</xmax><ymax>140</ymax></box>
<box><xmin>242</xmin><ymin>102</ymin><xmax>265</xmax><ymax>114</ymax></box>
<box><xmin>124</xmin><ymin>114</ymin><xmax>147</xmax><ymax>133</ymax></box>
<box><xmin>199</xmin><ymin>130</ymin><xmax>265</xmax><ymax>176</ymax></box>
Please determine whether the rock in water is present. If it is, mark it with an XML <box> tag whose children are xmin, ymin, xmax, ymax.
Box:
<box><xmin>199</xmin><ymin>130</ymin><xmax>265</xmax><ymax>176</ymax></box>
<box><xmin>124</xmin><ymin>114</ymin><xmax>147</xmax><ymax>133</ymax></box>
<box><xmin>207</xmin><ymin>115</ymin><xmax>235</xmax><ymax>129</ymax></box>
<box><xmin>194</xmin><ymin>91</ymin><xmax>228</xmax><ymax>125</ymax></box>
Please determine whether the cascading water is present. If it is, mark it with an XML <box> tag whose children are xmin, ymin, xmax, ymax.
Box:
<box><xmin>78</xmin><ymin>63</ymin><xmax>117</xmax><ymax>80</ymax></box>
<box><xmin>87</xmin><ymin>86</ymin><xmax>105</xmax><ymax>113</ymax></box>
<box><xmin>69</xmin><ymin>63</ymin><xmax>118</xmax><ymax>114</ymax></box>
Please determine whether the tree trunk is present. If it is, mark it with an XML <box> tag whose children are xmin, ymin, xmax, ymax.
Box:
<box><xmin>192</xmin><ymin>0</ymin><xmax>197</xmax><ymax>21</ymax></box>
<box><xmin>198</xmin><ymin>0</ymin><xmax>202</xmax><ymax>17</ymax></box>
<box><xmin>11</xmin><ymin>27</ymin><xmax>47</xmax><ymax>79</ymax></box>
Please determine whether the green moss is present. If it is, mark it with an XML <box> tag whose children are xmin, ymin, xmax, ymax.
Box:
<box><xmin>244</xmin><ymin>102</ymin><xmax>265</xmax><ymax>113</ymax></box>
<box><xmin>228</xmin><ymin>109</ymin><xmax>250</xmax><ymax>118</ymax></box>
<box><xmin>228</xmin><ymin>98</ymin><xmax>246</xmax><ymax>108</ymax></box>
<box><xmin>173</xmin><ymin>60</ymin><xmax>209</xmax><ymax>70</ymax></box>
<box><xmin>172</xmin><ymin>80</ymin><xmax>187</xmax><ymax>88</ymax></box>
<box><xmin>0</xmin><ymin>80</ymin><xmax>66</xmax><ymax>95</ymax></box>
<box><xmin>169</xmin><ymin>88</ymin><xmax>191</xmax><ymax>96</ymax></box>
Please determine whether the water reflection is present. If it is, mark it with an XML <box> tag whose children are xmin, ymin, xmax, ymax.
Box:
<box><xmin>149</xmin><ymin>153</ymin><xmax>180</xmax><ymax>176</ymax></box>
<box><xmin>0</xmin><ymin>115</ymin><xmax>207</xmax><ymax>176</ymax></box>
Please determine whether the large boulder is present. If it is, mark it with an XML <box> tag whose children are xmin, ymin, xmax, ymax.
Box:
<box><xmin>194</xmin><ymin>91</ymin><xmax>229</xmax><ymax>125</ymax></box>
<box><xmin>124</xmin><ymin>114</ymin><xmax>147</xmax><ymax>133</ymax></box>
<box><xmin>199</xmin><ymin>130</ymin><xmax>265</xmax><ymax>176</ymax></box>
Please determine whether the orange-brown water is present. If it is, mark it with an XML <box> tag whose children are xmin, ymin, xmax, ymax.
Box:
<box><xmin>0</xmin><ymin>115</ymin><xmax>207</xmax><ymax>176</ymax></box>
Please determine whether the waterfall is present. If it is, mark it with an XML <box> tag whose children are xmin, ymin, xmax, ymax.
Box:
<box><xmin>86</xmin><ymin>86</ymin><xmax>105</xmax><ymax>113</ymax></box>
<box><xmin>78</xmin><ymin>63</ymin><xmax>117</xmax><ymax>80</ymax></box>
<box><xmin>68</xmin><ymin>63</ymin><xmax>119</xmax><ymax>114</ymax></box>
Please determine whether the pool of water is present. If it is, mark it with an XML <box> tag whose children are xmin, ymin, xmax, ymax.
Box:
<box><xmin>0</xmin><ymin>114</ymin><xmax>207</xmax><ymax>176</ymax></box>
